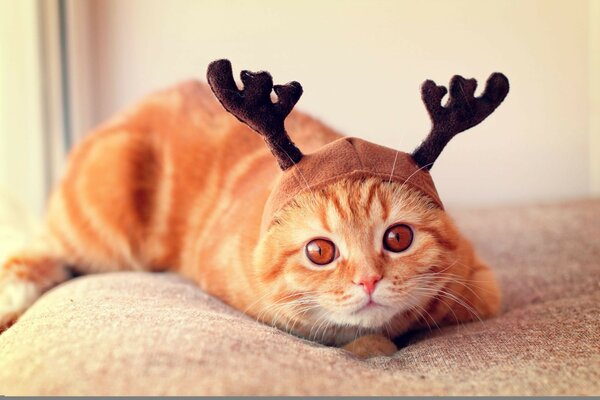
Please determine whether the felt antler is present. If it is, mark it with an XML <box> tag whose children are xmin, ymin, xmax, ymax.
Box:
<box><xmin>207</xmin><ymin>59</ymin><xmax>303</xmax><ymax>170</ymax></box>
<box><xmin>412</xmin><ymin>73</ymin><xmax>510</xmax><ymax>169</ymax></box>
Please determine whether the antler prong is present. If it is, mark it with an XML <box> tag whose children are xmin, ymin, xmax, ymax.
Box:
<box><xmin>207</xmin><ymin>59</ymin><xmax>303</xmax><ymax>170</ymax></box>
<box><xmin>240</xmin><ymin>70</ymin><xmax>273</xmax><ymax>101</ymax></box>
<box><xmin>421</xmin><ymin>80</ymin><xmax>448</xmax><ymax>120</ymax></box>
<box><xmin>412</xmin><ymin>72</ymin><xmax>509</xmax><ymax>169</ymax></box>
<box><xmin>273</xmin><ymin>82</ymin><xmax>303</xmax><ymax>117</ymax></box>
<box><xmin>206</xmin><ymin>60</ymin><xmax>242</xmax><ymax>106</ymax></box>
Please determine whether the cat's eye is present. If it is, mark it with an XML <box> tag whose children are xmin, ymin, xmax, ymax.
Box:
<box><xmin>383</xmin><ymin>224</ymin><xmax>413</xmax><ymax>253</ymax></box>
<box><xmin>305</xmin><ymin>238</ymin><xmax>338</xmax><ymax>266</ymax></box>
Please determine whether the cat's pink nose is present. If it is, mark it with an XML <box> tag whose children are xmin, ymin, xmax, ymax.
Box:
<box><xmin>353</xmin><ymin>274</ymin><xmax>382</xmax><ymax>295</ymax></box>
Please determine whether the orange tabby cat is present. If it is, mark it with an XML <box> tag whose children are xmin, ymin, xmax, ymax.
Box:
<box><xmin>0</xmin><ymin>61</ymin><xmax>504</xmax><ymax>358</ymax></box>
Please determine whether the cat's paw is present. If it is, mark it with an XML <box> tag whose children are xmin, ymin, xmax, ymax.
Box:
<box><xmin>0</xmin><ymin>274</ymin><xmax>40</xmax><ymax>331</ymax></box>
<box><xmin>343</xmin><ymin>334</ymin><xmax>398</xmax><ymax>359</ymax></box>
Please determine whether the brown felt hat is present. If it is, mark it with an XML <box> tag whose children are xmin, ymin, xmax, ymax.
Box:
<box><xmin>206</xmin><ymin>60</ymin><xmax>509</xmax><ymax>232</ymax></box>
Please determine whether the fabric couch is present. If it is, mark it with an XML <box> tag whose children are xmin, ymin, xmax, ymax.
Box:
<box><xmin>0</xmin><ymin>199</ymin><xmax>598</xmax><ymax>395</ymax></box>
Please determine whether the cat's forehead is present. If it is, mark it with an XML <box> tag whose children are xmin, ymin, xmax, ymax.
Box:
<box><xmin>275</xmin><ymin>178</ymin><xmax>437</xmax><ymax>232</ymax></box>
<box><xmin>261</xmin><ymin>137</ymin><xmax>443</xmax><ymax>233</ymax></box>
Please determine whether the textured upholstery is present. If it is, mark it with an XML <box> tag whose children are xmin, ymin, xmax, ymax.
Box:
<box><xmin>0</xmin><ymin>200</ymin><xmax>598</xmax><ymax>395</ymax></box>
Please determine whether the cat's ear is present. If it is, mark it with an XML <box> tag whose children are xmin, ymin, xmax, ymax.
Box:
<box><xmin>207</xmin><ymin>59</ymin><xmax>303</xmax><ymax>170</ymax></box>
<box><xmin>412</xmin><ymin>73</ymin><xmax>510</xmax><ymax>170</ymax></box>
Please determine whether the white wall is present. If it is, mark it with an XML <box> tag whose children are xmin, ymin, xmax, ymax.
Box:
<box><xmin>86</xmin><ymin>0</ymin><xmax>595</xmax><ymax>207</ymax></box>
<box><xmin>0</xmin><ymin>0</ymin><xmax>46</xmax><ymax>217</ymax></box>
<box><xmin>590</xmin><ymin>0</ymin><xmax>600</xmax><ymax>196</ymax></box>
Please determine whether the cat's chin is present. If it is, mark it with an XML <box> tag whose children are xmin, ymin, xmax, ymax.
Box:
<box><xmin>327</xmin><ymin>303</ymin><xmax>400</xmax><ymax>329</ymax></box>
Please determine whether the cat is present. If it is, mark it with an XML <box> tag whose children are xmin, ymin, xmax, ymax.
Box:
<box><xmin>0</xmin><ymin>64</ymin><xmax>502</xmax><ymax>358</ymax></box>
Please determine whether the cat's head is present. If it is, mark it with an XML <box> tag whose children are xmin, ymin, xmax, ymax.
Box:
<box><xmin>253</xmin><ymin>177</ymin><xmax>461</xmax><ymax>342</ymax></box>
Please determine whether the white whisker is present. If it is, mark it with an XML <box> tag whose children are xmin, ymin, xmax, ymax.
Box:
<box><xmin>388</xmin><ymin>151</ymin><xmax>399</xmax><ymax>184</ymax></box>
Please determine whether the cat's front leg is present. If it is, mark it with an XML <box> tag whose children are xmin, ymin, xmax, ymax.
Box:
<box><xmin>0</xmin><ymin>240</ymin><xmax>69</xmax><ymax>331</ymax></box>
<box><xmin>342</xmin><ymin>334</ymin><xmax>398</xmax><ymax>359</ymax></box>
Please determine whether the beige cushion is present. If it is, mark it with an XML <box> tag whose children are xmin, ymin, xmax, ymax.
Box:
<box><xmin>0</xmin><ymin>200</ymin><xmax>599</xmax><ymax>395</ymax></box>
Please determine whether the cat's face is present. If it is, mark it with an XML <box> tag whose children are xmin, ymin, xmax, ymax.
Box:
<box><xmin>253</xmin><ymin>177</ymin><xmax>461</xmax><ymax>343</ymax></box>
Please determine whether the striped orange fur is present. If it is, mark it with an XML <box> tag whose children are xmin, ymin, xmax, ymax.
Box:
<box><xmin>0</xmin><ymin>81</ymin><xmax>500</xmax><ymax>357</ymax></box>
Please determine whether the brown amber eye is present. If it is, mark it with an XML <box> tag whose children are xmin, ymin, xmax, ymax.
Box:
<box><xmin>305</xmin><ymin>238</ymin><xmax>337</xmax><ymax>266</ymax></box>
<box><xmin>383</xmin><ymin>224</ymin><xmax>414</xmax><ymax>253</ymax></box>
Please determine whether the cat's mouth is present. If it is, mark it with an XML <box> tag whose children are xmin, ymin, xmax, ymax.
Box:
<box><xmin>352</xmin><ymin>299</ymin><xmax>385</xmax><ymax>314</ymax></box>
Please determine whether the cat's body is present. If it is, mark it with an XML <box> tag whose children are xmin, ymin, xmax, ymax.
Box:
<box><xmin>0</xmin><ymin>80</ymin><xmax>500</xmax><ymax>357</ymax></box>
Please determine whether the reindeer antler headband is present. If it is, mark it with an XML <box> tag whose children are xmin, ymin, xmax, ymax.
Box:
<box><xmin>207</xmin><ymin>59</ymin><xmax>509</xmax><ymax>228</ymax></box>
<box><xmin>207</xmin><ymin>59</ymin><xmax>303</xmax><ymax>170</ymax></box>
<box><xmin>207</xmin><ymin>59</ymin><xmax>509</xmax><ymax>171</ymax></box>
<box><xmin>414</xmin><ymin>73</ymin><xmax>510</xmax><ymax>169</ymax></box>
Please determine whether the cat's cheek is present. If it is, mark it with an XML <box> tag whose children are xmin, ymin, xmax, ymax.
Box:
<box><xmin>288</xmin><ymin>262</ymin><xmax>336</xmax><ymax>287</ymax></box>
<box><xmin>252</xmin><ymin>238</ymin><xmax>290</xmax><ymax>284</ymax></box>
<box><xmin>385</xmin><ymin>234</ymin><xmax>444</xmax><ymax>274</ymax></box>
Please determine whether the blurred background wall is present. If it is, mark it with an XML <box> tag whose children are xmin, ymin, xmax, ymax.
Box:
<box><xmin>1</xmin><ymin>0</ymin><xmax>599</xmax><ymax>218</ymax></box>
<box><xmin>0</xmin><ymin>0</ymin><xmax>47</xmax><ymax>217</ymax></box>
